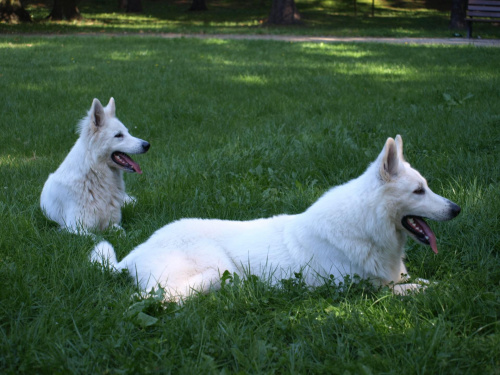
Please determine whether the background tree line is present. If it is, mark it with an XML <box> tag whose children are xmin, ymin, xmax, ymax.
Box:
<box><xmin>0</xmin><ymin>0</ymin><xmax>469</xmax><ymax>29</ymax></box>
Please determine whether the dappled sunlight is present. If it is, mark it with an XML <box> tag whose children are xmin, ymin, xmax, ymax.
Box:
<box><xmin>232</xmin><ymin>74</ymin><xmax>268</xmax><ymax>86</ymax></box>
<box><xmin>0</xmin><ymin>41</ymin><xmax>49</xmax><ymax>49</ymax></box>
<box><xmin>50</xmin><ymin>64</ymin><xmax>83</xmax><ymax>73</ymax></box>
<box><xmin>202</xmin><ymin>38</ymin><xmax>231</xmax><ymax>46</ymax></box>
<box><xmin>0</xmin><ymin>153</ymin><xmax>42</xmax><ymax>167</ymax></box>
<box><xmin>0</xmin><ymin>42</ymin><xmax>34</xmax><ymax>49</ymax></box>
<box><xmin>108</xmin><ymin>49</ymin><xmax>159</xmax><ymax>61</ymax></box>
<box><xmin>92</xmin><ymin>12</ymin><xmax>165</xmax><ymax>24</ymax></box>
<box><xmin>349</xmin><ymin>62</ymin><xmax>409</xmax><ymax>77</ymax></box>
<box><xmin>10</xmin><ymin>81</ymin><xmax>50</xmax><ymax>92</ymax></box>
<box><xmin>299</xmin><ymin>42</ymin><xmax>374</xmax><ymax>58</ymax></box>
<box><xmin>293</xmin><ymin>43</ymin><xmax>412</xmax><ymax>78</ymax></box>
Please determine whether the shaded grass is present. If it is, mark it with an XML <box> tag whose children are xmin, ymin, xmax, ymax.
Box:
<box><xmin>0</xmin><ymin>36</ymin><xmax>499</xmax><ymax>373</ymax></box>
<box><xmin>0</xmin><ymin>0</ymin><xmax>499</xmax><ymax>38</ymax></box>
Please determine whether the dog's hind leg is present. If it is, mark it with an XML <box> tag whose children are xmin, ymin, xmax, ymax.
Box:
<box><xmin>171</xmin><ymin>267</ymin><xmax>231</xmax><ymax>299</ymax></box>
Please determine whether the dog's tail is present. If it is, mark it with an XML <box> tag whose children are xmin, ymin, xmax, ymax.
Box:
<box><xmin>91</xmin><ymin>240</ymin><xmax>119</xmax><ymax>269</ymax></box>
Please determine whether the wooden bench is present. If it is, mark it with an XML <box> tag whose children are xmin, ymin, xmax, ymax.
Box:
<box><xmin>466</xmin><ymin>0</ymin><xmax>500</xmax><ymax>38</ymax></box>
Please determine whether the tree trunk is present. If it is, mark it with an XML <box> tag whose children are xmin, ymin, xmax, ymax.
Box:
<box><xmin>0</xmin><ymin>0</ymin><xmax>32</xmax><ymax>23</ymax></box>
<box><xmin>47</xmin><ymin>0</ymin><xmax>82</xmax><ymax>21</ymax></box>
<box><xmin>189</xmin><ymin>0</ymin><xmax>207</xmax><ymax>12</ymax></box>
<box><xmin>449</xmin><ymin>0</ymin><xmax>467</xmax><ymax>29</ymax></box>
<box><xmin>268</xmin><ymin>0</ymin><xmax>301</xmax><ymax>25</ymax></box>
<box><xmin>126</xmin><ymin>0</ymin><xmax>142</xmax><ymax>13</ymax></box>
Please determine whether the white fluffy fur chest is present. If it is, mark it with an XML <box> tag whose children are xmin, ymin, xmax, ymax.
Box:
<box><xmin>60</xmin><ymin>158</ymin><xmax>125</xmax><ymax>229</ymax></box>
<box><xmin>81</xmin><ymin>167</ymin><xmax>124</xmax><ymax>203</ymax></box>
<box><xmin>286</xmin><ymin>178</ymin><xmax>408</xmax><ymax>285</ymax></box>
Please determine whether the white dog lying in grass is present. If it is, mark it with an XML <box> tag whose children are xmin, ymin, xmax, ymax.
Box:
<box><xmin>41</xmin><ymin>98</ymin><xmax>150</xmax><ymax>234</ymax></box>
<box><xmin>92</xmin><ymin>135</ymin><xmax>460</xmax><ymax>298</ymax></box>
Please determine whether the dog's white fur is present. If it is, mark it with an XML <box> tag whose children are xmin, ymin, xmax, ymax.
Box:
<box><xmin>92</xmin><ymin>135</ymin><xmax>460</xmax><ymax>298</ymax></box>
<box><xmin>41</xmin><ymin>98</ymin><xmax>150</xmax><ymax>234</ymax></box>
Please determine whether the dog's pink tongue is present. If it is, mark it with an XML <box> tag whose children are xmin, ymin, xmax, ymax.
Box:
<box><xmin>122</xmin><ymin>154</ymin><xmax>142</xmax><ymax>174</ymax></box>
<box><xmin>415</xmin><ymin>217</ymin><xmax>438</xmax><ymax>254</ymax></box>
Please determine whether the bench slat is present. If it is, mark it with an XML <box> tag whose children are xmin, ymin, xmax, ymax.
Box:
<box><xmin>467</xmin><ymin>10</ymin><xmax>500</xmax><ymax>17</ymax></box>
<box><xmin>468</xmin><ymin>5</ymin><xmax>500</xmax><ymax>11</ymax></box>
<box><xmin>468</xmin><ymin>0</ymin><xmax>500</xmax><ymax>5</ymax></box>
<box><xmin>465</xmin><ymin>18</ymin><xmax>498</xmax><ymax>23</ymax></box>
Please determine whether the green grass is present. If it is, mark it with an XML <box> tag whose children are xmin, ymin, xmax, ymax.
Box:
<box><xmin>1</xmin><ymin>0</ymin><xmax>499</xmax><ymax>39</ymax></box>
<box><xmin>1</xmin><ymin>35</ymin><xmax>499</xmax><ymax>373</ymax></box>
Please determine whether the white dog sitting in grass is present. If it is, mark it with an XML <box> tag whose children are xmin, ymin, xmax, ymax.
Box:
<box><xmin>40</xmin><ymin>98</ymin><xmax>150</xmax><ymax>234</ymax></box>
<box><xmin>92</xmin><ymin>135</ymin><xmax>460</xmax><ymax>298</ymax></box>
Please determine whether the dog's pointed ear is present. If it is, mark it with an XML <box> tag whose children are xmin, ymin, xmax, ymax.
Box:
<box><xmin>106</xmin><ymin>97</ymin><xmax>116</xmax><ymax>117</ymax></box>
<box><xmin>379</xmin><ymin>137</ymin><xmax>399</xmax><ymax>182</ymax></box>
<box><xmin>395</xmin><ymin>134</ymin><xmax>405</xmax><ymax>161</ymax></box>
<box><xmin>90</xmin><ymin>98</ymin><xmax>105</xmax><ymax>129</ymax></box>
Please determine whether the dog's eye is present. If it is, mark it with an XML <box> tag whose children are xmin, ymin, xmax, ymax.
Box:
<box><xmin>413</xmin><ymin>187</ymin><xmax>425</xmax><ymax>195</ymax></box>
<box><xmin>115</xmin><ymin>133</ymin><xmax>123</xmax><ymax>138</ymax></box>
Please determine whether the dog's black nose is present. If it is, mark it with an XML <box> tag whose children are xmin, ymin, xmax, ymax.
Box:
<box><xmin>449</xmin><ymin>202</ymin><xmax>461</xmax><ymax>218</ymax></box>
<box><xmin>142</xmin><ymin>141</ymin><xmax>150</xmax><ymax>152</ymax></box>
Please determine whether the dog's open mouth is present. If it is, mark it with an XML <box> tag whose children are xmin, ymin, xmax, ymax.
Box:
<box><xmin>402</xmin><ymin>216</ymin><xmax>438</xmax><ymax>254</ymax></box>
<box><xmin>111</xmin><ymin>152</ymin><xmax>142</xmax><ymax>174</ymax></box>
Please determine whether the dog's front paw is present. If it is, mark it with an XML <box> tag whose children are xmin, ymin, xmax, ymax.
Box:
<box><xmin>110</xmin><ymin>223</ymin><xmax>126</xmax><ymax>237</ymax></box>
<box><xmin>392</xmin><ymin>282</ymin><xmax>427</xmax><ymax>295</ymax></box>
<box><xmin>123</xmin><ymin>194</ymin><xmax>137</xmax><ymax>207</ymax></box>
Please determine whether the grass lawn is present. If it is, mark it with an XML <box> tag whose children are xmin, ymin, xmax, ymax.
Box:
<box><xmin>1</xmin><ymin>0</ymin><xmax>499</xmax><ymax>38</ymax></box>
<box><xmin>0</xmin><ymin>35</ymin><xmax>499</xmax><ymax>373</ymax></box>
